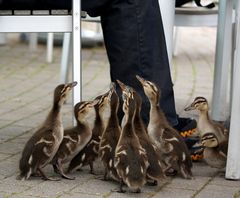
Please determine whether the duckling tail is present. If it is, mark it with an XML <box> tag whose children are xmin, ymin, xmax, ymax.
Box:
<box><xmin>16</xmin><ymin>168</ymin><xmax>32</xmax><ymax>181</ymax></box>
<box><xmin>17</xmin><ymin>157</ymin><xmax>32</xmax><ymax>180</ymax></box>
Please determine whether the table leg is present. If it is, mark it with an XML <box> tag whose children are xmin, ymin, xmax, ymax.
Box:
<box><xmin>226</xmin><ymin>0</ymin><xmax>240</xmax><ymax>180</ymax></box>
<box><xmin>211</xmin><ymin>0</ymin><xmax>233</xmax><ymax>121</ymax></box>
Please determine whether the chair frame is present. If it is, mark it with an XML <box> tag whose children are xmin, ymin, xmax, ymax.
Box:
<box><xmin>0</xmin><ymin>0</ymin><xmax>82</xmax><ymax>124</ymax></box>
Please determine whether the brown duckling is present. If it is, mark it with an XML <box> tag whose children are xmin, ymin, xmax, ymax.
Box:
<box><xmin>201</xmin><ymin>133</ymin><xmax>228</xmax><ymax>168</ymax></box>
<box><xmin>52</xmin><ymin>99</ymin><xmax>98</xmax><ymax>179</ymax></box>
<box><xmin>114</xmin><ymin>90</ymin><xmax>148</xmax><ymax>193</ymax></box>
<box><xmin>17</xmin><ymin>81</ymin><xmax>77</xmax><ymax>181</ymax></box>
<box><xmin>67</xmin><ymin>91</ymin><xmax>110</xmax><ymax>174</ymax></box>
<box><xmin>184</xmin><ymin>96</ymin><xmax>228</xmax><ymax>145</ymax></box>
<box><xmin>99</xmin><ymin>83</ymin><xmax>121</xmax><ymax>181</ymax></box>
<box><xmin>117</xmin><ymin>80</ymin><xmax>165</xmax><ymax>185</ymax></box>
<box><xmin>136</xmin><ymin>75</ymin><xmax>193</xmax><ymax>179</ymax></box>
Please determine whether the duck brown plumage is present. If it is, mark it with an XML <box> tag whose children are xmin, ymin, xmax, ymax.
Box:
<box><xmin>201</xmin><ymin>132</ymin><xmax>228</xmax><ymax>168</ymax></box>
<box><xmin>184</xmin><ymin>97</ymin><xmax>228</xmax><ymax>169</ymax></box>
<box><xmin>136</xmin><ymin>75</ymin><xmax>193</xmax><ymax>179</ymax></box>
<box><xmin>99</xmin><ymin>83</ymin><xmax>121</xmax><ymax>181</ymax></box>
<box><xmin>114</xmin><ymin>89</ymin><xmax>148</xmax><ymax>193</ymax></box>
<box><xmin>67</xmin><ymin>91</ymin><xmax>110</xmax><ymax>174</ymax></box>
<box><xmin>52</xmin><ymin>99</ymin><xmax>98</xmax><ymax>179</ymax></box>
<box><xmin>117</xmin><ymin>80</ymin><xmax>165</xmax><ymax>185</ymax></box>
<box><xmin>184</xmin><ymin>96</ymin><xmax>228</xmax><ymax>144</ymax></box>
<box><xmin>17</xmin><ymin>81</ymin><xmax>77</xmax><ymax>181</ymax></box>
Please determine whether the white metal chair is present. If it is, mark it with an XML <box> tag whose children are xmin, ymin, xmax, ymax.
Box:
<box><xmin>0</xmin><ymin>0</ymin><xmax>82</xmax><ymax>123</ymax></box>
<box><xmin>174</xmin><ymin>4</ymin><xmax>219</xmax><ymax>55</ymax></box>
<box><xmin>60</xmin><ymin>15</ymin><xmax>101</xmax><ymax>84</ymax></box>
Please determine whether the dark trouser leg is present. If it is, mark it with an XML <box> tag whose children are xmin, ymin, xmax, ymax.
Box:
<box><xmin>82</xmin><ymin>0</ymin><xmax>111</xmax><ymax>17</ymax></box>
<box><xmin>100</xmin><ymin>0</ymin><xmax>178</xmax><ymax>125</ymax></box>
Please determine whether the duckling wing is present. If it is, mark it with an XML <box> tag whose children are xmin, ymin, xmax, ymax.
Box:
<box><xmin>218</xmin><ymin>140</ymin><xmax>228</xmax><ymax>158</ymax></box>
<box><xmin>115</xmin><ymin>145</ymin><xmax>148</xmax><ymax>182</ymax></box>
<box><xmin>19</xmin><ymin>128</ymin><xmax>59</xmax><ymax>174</ymax></box>
<box><xmin>163</xmin><ymin>128</ymin><xmax>193</xmax><ymax>168</ymax></box>
<box><xmin>143</xmin><ymin>142</ymin><xmax>165</xmax><ymax>179</ymax></box>
<box><xmin>211</xmin><ymin>120</ymin><xmax>229</xmax><ymax>137</ymax></box>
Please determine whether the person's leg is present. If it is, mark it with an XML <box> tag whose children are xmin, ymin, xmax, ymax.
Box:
<box><xmin>82</xmin><ymin>0</ymin><xmax>111</xmax><ymax>17</ymax></box>
<box><xmin>100</xmin><ymin>0</ymin><xmax>177</xmax><ymax>126</ymax></box>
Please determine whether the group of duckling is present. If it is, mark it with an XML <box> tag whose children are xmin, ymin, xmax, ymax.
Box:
<box><xmin>16</xmin><ymin>75</ymin><xmax>229</xmax><ymax>193</ymax></box>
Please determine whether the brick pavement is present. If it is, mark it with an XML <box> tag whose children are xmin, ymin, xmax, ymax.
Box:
<box><xmin>0</xmin><ymin>28</ymin><xmax>239</xmax><ymax>198</ymax></box>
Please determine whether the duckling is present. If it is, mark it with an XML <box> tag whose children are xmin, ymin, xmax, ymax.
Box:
<box><xmin>67</xmin><ymin>91</ymin><xmax>110</xmax><ymax>174</ymax></box>
<box><xmin>136</xmin><ymin>75</ymin><xmax>193</xmax><ymax>179</ymax></box>
<box><xmin>201</xmin><ymin>133</ymin><xmax>228</xmax><ymax>168</ymax></box>
<box><xmin>52</xmin><ymin>99</ymin><xmax>98</xmax><ymax>179</ymax></box>
<box><xmin>184</xmin><ymin>97</ymin><xmax>228</xmax><ymax>145</ymax></box>
<box><xmin>99</xmin><ymin>83</ymin><xmax>121</xmax><ymax>181</ymax></box>
<box><xmin>117</xmin><ymin>80</ymin><xmax>165</xmax><ymax>185</ymax></box>
<box><xmin>17</xmin><ymin>81</ymin><xmax>77</xmax><ymax>181</ymax></box>
<box><xmin>114</xmin><ymin>90</ymin><xmax>148</xmax><ymax>193</ymax></box>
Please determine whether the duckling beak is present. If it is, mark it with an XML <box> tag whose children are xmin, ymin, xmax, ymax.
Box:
<box><xmin>184</xmin><ymin>103</ymin><xmax>195</xmax><ymax>111</ymax></box>
<box><xmin>91</xmin><ymin>98</ymin><xmax>100</xmax><ymax>107</ymax></box>
<box><xmin>116</xmin><ymin>79</ymin><xmax>126</xmax><ymax>91</ymax></box>
<box><xmin>110</xmin><ymin>82</ymin><xmax>116</xmax><ymax>91</ymax></box>
<box><xmin>136</xmin><ymin>75</ymin><xmax>145</xmax><ymax>85</ymax></box>
<box><xmin>67</xmin><ymin>81</ymin><xmax>78</xmax><ymax>88</ymax></box>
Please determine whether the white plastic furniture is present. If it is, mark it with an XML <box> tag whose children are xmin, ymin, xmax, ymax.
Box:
<box><xmin>225</xmin><ymin>0</ymin><xmax>240</xmax><ymax>180</ymax></box>
<box><xmin>60</xmin><ymin>15</ymin><xmax>101</xmax><ymax>84</ymax></box>
<box><xmin>174</xmin><ymin>4</ymin><xmax>218</xmax><ymax>55</ymax></box>
<box><xmin>0</xmin><ymin>0</ymin><xmax>82</xmax><ymax>123</ymax></box>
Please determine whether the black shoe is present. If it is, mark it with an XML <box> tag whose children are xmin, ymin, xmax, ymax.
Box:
<box><xmin>174</xmin><ymin>117</ymin><xmax>203</xmax><ymax>162</ymax></box>
<box><xmin>174</xmin><ymin>117</ymin><xmax>197</xmax><ymax>138</ymax></box>
<box><xmin>190</xmin><ymin>145</ymin><xmax>204</xmax><ymax>162</ymax></box>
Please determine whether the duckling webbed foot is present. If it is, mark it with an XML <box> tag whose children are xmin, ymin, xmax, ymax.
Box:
<box><xmin>57</xmin><ymin>163</ymin><xmax>75</xmax><ymax>180</ymax></box>
<box><xmin>98</xmin><ymin>170</ymin><xmax>109</xmax><ymax>181</ymax></box>
<box><xmin>111</xmin><ymin>180</ymin><xmax>126</xmax><ymax>193</ymax></box>
<box><xmin>53</xmin><ymin>164</ymin><xmax>60</xmax><ymax>174</ymax></box>
<box><xmin>89</xmin><ymin>163</ymin><xmax>97</xmax><ymax>175</ymax></box>
<box><xmin>147</xmin><ymin>180</ymin><xmax>158</xmax><ymax>186</ymax></box>
<box><xmin>133</xmin><ymin>188</ymin><xmax>141</xmax><ymax>193</ymax></box>
<box><xmin>38</xmin><ymin>168</ymin><xmax>60</xmax><ymax>181</ymax></box>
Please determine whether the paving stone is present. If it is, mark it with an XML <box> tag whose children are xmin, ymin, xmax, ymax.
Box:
<box><xmin>0</xmin><ymin>179</ymin><xmax>30</xmax><ymax>194</ymax></box>
<box><xmin>0</xmin><ymin>28</ymin><xmax>235</xmax><ymax>198</ymax></box>
<box><xmin>3</xmin><ymin>175</ymin><xmax>43</xmax><ymax>188</ymax></box>
<box><xmin>195</xmin><ymin>184</ymin><xmax>239</xmax><ymax>198</ymax></box>
<box><xmin>0</xmin><ymin>125</ymin><xmax>32</xmax><ymax>139</ymax></box>
<box><xmin>71</xmin><ymin>177</ymin><xmax>117</xmax><ymax>196</ymax></box>
<box><xmin>166</xmin><ymin>176</ymin><xmax>210</xmax><ymax>191</ymax></box>
<box><xmin>109</xmin><ymin>191</ymin><xmax>150</xmax><ymax>198</ymax></box>
<box><xmin>0</xmin><ymin>153</ymin><xmax>13</xmax><ymax>162</ymax></box>
<box><xmin>211</xmin><ymin>175</ymin><xmax>240</xmax><ymax>188</ymax></box>
<box><xmin>151</xmin><ymin>187</ymin><xmax>195</xmax><ymax>198</ymax></box>
<box><xmin>0</xmin><ymin>141</ymin><xmax>24</xmax><ymax>155</ymax></box>
<box><xmin>59</xmin><ymin>192</ymin><xmax>100</xmax><ymax>198</ymax></box>
<box><xmin>192</xmin><ymin>162</ymin><xmax>220</xmax><ymax>177</ymax></box>
<box><xmin>0</xmin><ymin>191</ymin><xmax>13</xmax><ymax>198</ymax></box>
<box><xmin>0</xmin><ymin>157</ymin><xmax>19</xmax><ymax>177</ymax></box>
<box><xmin>23</xmin><ymin>178</ymin><xmax>81</xmax><ymax>198</ymax></box>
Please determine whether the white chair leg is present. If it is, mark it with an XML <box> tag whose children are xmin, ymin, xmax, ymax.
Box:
<box><xmin>211</xmin><ymin>0</ymin><xmax>233</xmax><ymax>121</ymax></box>
<box><xmin>226</xmin><ymin>0</ymin><xmax>240</xmax><ymax>180</ymax></box>
<box><xmin>173</xmin><ymin>27</ymin><xmax>179</xmax><ymax>56</ymax></box>
<box><xmin>46</xmin><ymin>33</ymin><xmax>54</xmax><ymax>63</ymax></box>
<box><xmin>0</xmin><ymin>33</ymin><xmax>7</xmax><ymax>45</ymax></box>
<box><xmin>29</xmin><ymin>33</ymin><xmax>37</xmax><ymax>51</ymax></box>
<box><xmin>60</xmin><ymin>33</ymin><xmax>71</xmax><ymax>84</ymax></box>
<box><xmin>72</xmin><ymin>0</ymin><xmax>81</xmax><ymax>125</ymax></box>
